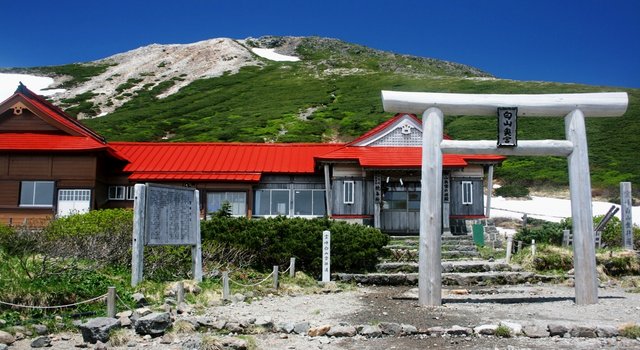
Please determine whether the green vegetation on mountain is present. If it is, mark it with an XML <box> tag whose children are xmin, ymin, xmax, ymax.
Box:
<box><xmin>13</xmin><ymin>37</ymin><xmax>640</xmax><ymax>192</ymax></box>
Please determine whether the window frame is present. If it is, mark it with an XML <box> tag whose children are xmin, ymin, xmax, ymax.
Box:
<box><xmin>108</xmin><ymin>186</ymin><xmax>126</xmax><ymax>200</ymax></box>
<box><xmin>254</xmin><ymin>189</ymin><xmax>291</xmax><ymax>217</ymax></box>
<box><xmin>20</xmin><ymin>181</ymin><xmax>55</xmax><ymax>207</ymax></box>
<box><xmin>206</xmin><ymin>191</ymin><xmax>247</xmax><ymax>217</ymax></box>
<box><xmin>343</xmin><ymin>181</ymin><xmax>355</xmax><ymax>204</ymax></box>
<box><xmin>462</xmin><ymin>181</ymin><xmax>473</xmax><ymax>205</ymax></box>
<box><xmin>293</xmin><ymin>189</ymin><xmax>326</xmax><ymax>217</ymax></box>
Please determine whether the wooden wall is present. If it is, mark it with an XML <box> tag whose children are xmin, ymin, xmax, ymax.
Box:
<box><xmin>449</xmin><ymin>177</ymin><xmax>484</xmax><ymax>216</ymax></box>
<box><xmin>0</xmin><ymin>153</ymin><xmax>100</xmax><ymax>224</ymax></box>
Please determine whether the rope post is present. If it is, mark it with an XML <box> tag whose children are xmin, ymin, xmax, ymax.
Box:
<box><xmin>107</xmin><ymin>287</ymin><xmax>116</xmax><ymax>318</ymax></box>
<box><xmin>273</xmin><ymin>265</ymin><xmax>278</xmax><ymax>289</ymax></box>
<box><xmin>222</xmin><ymin>271</ymin><xmax>230</xmax><ymax>300</ymax></box>
<box><xmin>273</xmin><ymin>265</ymin><xmax>279</xmax><ymax>289</ymax></box>
<box><xmin>289</xmin><ymin>257</ymin><xmax>296</xmax><ymax>278</ymax></box>
<box><xmin>506</xmin><ymin>235</ymin><xmax>513</xmax><ymax>264</ymax></box>
<box><xmin>517</xmin><ymin>240</ymin><xmax>523</xmax><ymax>253</ymax></box>
<box><xmin>531</xmin><ymin>239</ymin><xmax>536</xmax><ymax>257</ymax></box>
<box><xmin>177</xmin><ymin>281</ymin><xmax>185</xmax><ymax>304</ymax></box>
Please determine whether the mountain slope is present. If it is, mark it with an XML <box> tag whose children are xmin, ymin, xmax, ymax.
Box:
<box><xmin>3</xmin><ymin>36</ymin><xmax>639</xmax><ymax>191</ymax></box>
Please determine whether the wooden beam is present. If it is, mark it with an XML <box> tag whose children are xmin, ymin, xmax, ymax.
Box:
<box><xmin>486</xmin><ymin>165</ymin><xmax>494</xmax><ymax>218</ymax></box>
<box><xmin>441</xmin><ymin>140</ymin><xmax>574</xmax><ymax>156</ymax></box>
<box><xmin>324</xmin><ymin>164</ymin><xmax>332</xmax><ymax>217</ymax></box>
<box><xmin>565</xmin><ymin>109</ymin><xmax>598</xmax><ymax>305</ymax></box>
<box><xmin>382</xmin><ymin>91</ymin><xmax>628</xmax><ymax>117</ymax></box>
<box><xmin>419</xmin><ymin>107</ymin><xmax>443</xmax><ymax>306</ymax></box>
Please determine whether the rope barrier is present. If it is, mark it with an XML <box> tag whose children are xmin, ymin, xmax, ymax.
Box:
<box><xmin>229</xmin><ymin>271</ymin><xmax>275</xmax><ymax>288</ymax></box>
<box><xmin>0</xmin><ymin>294</ymin><xmax>107</xmax><ymax>310</ymax></box>
<box><xmin>115</xmin><ymin>292</ymin><xmax>133</xmax><ymax>312</ymax></box>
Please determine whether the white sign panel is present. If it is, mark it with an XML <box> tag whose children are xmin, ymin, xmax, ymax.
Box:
<box><xmin>322</xmin><ymin>230</ymin><xmax>331</xmax><ymax>282</ymax></box>
<box><xmin>145</xmin><ymin>183</ymin><xmax>198</xmax><ymax>246</ymax></box>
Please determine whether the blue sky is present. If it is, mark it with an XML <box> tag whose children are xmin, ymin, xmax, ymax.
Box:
<box><xmin>2</xmin><ymin>0</ymin><xmax>639</xmax><ymax>88</ymax></box>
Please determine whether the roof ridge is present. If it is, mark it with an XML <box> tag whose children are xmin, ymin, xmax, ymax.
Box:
<box><xmin>14</xmin><ymin>84</ymin><xmax>107</xmax><ymax>144</ymax></box>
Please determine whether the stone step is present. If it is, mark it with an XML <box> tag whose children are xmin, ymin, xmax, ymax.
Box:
<box><xmin>389</xmin><ymin>235</ymin><xmax>475</xmax><ymax>242</ymax></box>
<box><xmin>335</xmin><ymin>271</ymin><xmax>560</xmax><ymax>286</ymax></box>
<box><xmin>385</xmin><ymin>244</ymin><xmax>476</xmax><ymax>251</ymax></box>
<box><xmin>385</xmin><ymin>248</ymin><xmax>479</xmax><ymax>262</ymax></box>
<box><xmin>376</xmin><ymin>261</ymin><xmax>522</xmax><ymax>274</ymax></box>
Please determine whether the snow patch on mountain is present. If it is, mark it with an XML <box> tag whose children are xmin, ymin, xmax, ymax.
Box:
<box><xmin>251</xmin><ymin>48</ymin><xmax>300</xmax><ymax>62</ymax></box>
<box><xmin>0</xmin><ymin>73</ymin><xmax>66</xmax><ymax>101</ymax></box>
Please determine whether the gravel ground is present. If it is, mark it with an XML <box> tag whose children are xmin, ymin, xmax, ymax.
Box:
<box><xmin>7</xmin><ymin>283</ymin><xmax>640</xmax><ymax>349</ymax></box>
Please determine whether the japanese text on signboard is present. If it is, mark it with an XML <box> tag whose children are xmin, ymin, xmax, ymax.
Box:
<box><xmin>322</xmin><ymin>230</ymin><xmax>331</xmax><ymax>282</ymax></box>
<box><xmin>497</xmin><ymin>107</ymin><xmax>518</xmax><ymax>147</ymax></box>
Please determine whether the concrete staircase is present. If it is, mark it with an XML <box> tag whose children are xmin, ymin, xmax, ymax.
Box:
<box><xmin>335</xmin><ymin>233</ymin><xmax>560</xmax><ymax>286</ymax></box>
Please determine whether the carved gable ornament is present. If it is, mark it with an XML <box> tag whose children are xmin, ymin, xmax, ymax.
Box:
<box><xmin>10</xmin><ymin>102</ymin><xmax>29</xmax><ymax>116</ymax></box>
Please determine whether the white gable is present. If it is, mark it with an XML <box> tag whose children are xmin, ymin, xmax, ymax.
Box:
<box><xmin>353</xmin><ymin>114</ymin><xmax>423</xmax><ymax>147</ymax></box>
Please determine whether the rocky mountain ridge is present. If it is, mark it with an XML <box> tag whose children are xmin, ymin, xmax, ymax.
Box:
<box><xmin>29</xmin><ymin>36</ymin><xmax>490</xmax><ymax>119</ymax></box>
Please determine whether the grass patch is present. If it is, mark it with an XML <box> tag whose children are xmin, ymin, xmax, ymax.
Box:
<box><xmin>108</xmin><ymin>328</ymin><xmax>131</xmax><ymax>347</ymax></box>
<box><xmin>495</xmin><ymin>324</ymin><xmax>512</xmax><ymax>338</ymax></box>
<box><xmin>30</xmin><ymin>63</ymin><xmax>113</xmax><ymax>89</ymax></box>
<box><xmin>620</xmin><ymin>324</ymin><xmax>640</xmax><ymax>338</ymax></box>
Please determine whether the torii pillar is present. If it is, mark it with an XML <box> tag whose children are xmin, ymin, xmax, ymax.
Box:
<box><xmin>382</xmin><ymin>91</ymin><xmax>628</xmax><ymax>306</ymax></box>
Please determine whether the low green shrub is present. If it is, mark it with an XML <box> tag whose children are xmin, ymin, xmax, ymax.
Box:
<box><xmin>201</xmin><ymin>217</ymin><xmax>389</xmax><ymax>275</ymax></box>
<box><xmin>494</xmin><ymin>184</ymin><xmax>530</xmax><ymax>198</ymax></box>
<box><xmin>43</xmin><ymin>209</ymin><xmax>133</xmax><ymax>267</ymax></box>
<box><xmin>514</xmin><ymin>221</ymin><xmax>566</xmax><ymax>246</ymax></box>
<box><xmin>562</xmin><ymin>215</ymin><xmax>640</xmax><ymax>249</ymax></box>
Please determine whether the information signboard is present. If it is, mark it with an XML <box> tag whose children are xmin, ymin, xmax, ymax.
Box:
<box><xmin>145</xmin><ymin>184</ymin><xmax>198</xmax><ymax>246</ymax></box>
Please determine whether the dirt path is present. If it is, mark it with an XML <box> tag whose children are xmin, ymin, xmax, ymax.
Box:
<box><xmin>7</xmin><ymin>283</ymin><xmax>640</xmax><ymax>349</ymax></box>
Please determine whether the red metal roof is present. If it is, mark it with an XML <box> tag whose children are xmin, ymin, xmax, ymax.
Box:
<box><xmin>110</xmin><ymin>142</ymin><xmax>345</xmax><ymax>182</ymax></box>
<box><xmin>316</xmin><ymin>146</ymin><xmax>470</xmax><ymax>168</ymax></box>
<box><xmin>0</xmin><ymin>133</ymin><xmax>109</xmax><ymax>151</ymax></box>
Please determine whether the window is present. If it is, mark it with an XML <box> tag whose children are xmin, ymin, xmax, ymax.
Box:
<box><xmin>462</xmin><ymin>181</ymin><xmax>473</xmax><ymax>205</ymax></box>
<box><xmin>20</xmin><ymin>181</ymin><xmax>54</xmax><ymax>207</ymax></box>
<box><xmin>294</xmin><ymin>190</ymin><xmax>326</xmax><ymax>216</ymax></box>
<box><xmin>254</xmin><ymin>189</ymin><xmax>290</xmax><ymax>216</ymax></box>
<box><xmin>126</xmin><ymin>186</ymin><xmax>136</xmax><ymax>200</ymax></box>
<box><xmin>207</xmin><ymin>191</ymin><xmax>247</xmax><ymax>216</ymax></box>
<box><xmin>383</xmin><ymin>191</ymin><xmax>407</xmax><ymax>210</ymax></box>
<box><xmin>109</xmin><ymin>186</ymin><xmax>134</xmax><ymax>200</ymax></box>
<box><xmin>343</xmin><ymin>181</ymin><xmax>355</xmax><ymax>204</ymax></box>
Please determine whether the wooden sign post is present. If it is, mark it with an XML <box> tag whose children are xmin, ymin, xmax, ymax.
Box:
<box><xmin>621</xmin><ymin>182</ymin><xmax>634</xmax><ymax>250</ymax></box>
<box><xmin>132</xmin><ymin>183</ymin><xmax>202</xmax><ymax>286</ymax></box>
<box><xmin>322</xmin><ymin>230</ymin><xmax>331</xmax><ymax>283</ymax></box>
<box><xmin>382</xmin><ymin>90</ymin><xmax>628</xmax><ymax>306</ymax></box>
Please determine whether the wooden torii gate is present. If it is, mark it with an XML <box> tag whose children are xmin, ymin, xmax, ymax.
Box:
<box><xmin>381</xmin><ymin>91</ymin><xmax>628</xmax><ymax>306</ymax></box>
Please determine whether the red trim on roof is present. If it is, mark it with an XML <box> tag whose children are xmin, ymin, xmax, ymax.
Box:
<box><xmin>330</xmin><ymin>215</ymin><xmax>373</xmax><ymax>219</ymax></box>
<box><xmin>129</xmin><ymin>172</ymin><xmax>262</xmax><ymax>182</ymax></box>
<box><xmin>348</xmin><ymin>113</ymin><xmax>452</xmax><ymax>145</ymax></box>
<box><xmin>449</xmin><ymin>215</ymin><xmax>487</xmax><ymax>219</ymax></box>
<box><xmin>0</xmin><ymin>133</ymin><xmax>109</xmax><ymax>151</ymax></box>
<box><xmin>317</xmin><ymin>146</ymin><xmax>469</xmax><ymax>168</ymax></box>
<box><xmin>11</xmin><ymin>84</ymin><xmax>106</xmax><ymax>143</ymax></box>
